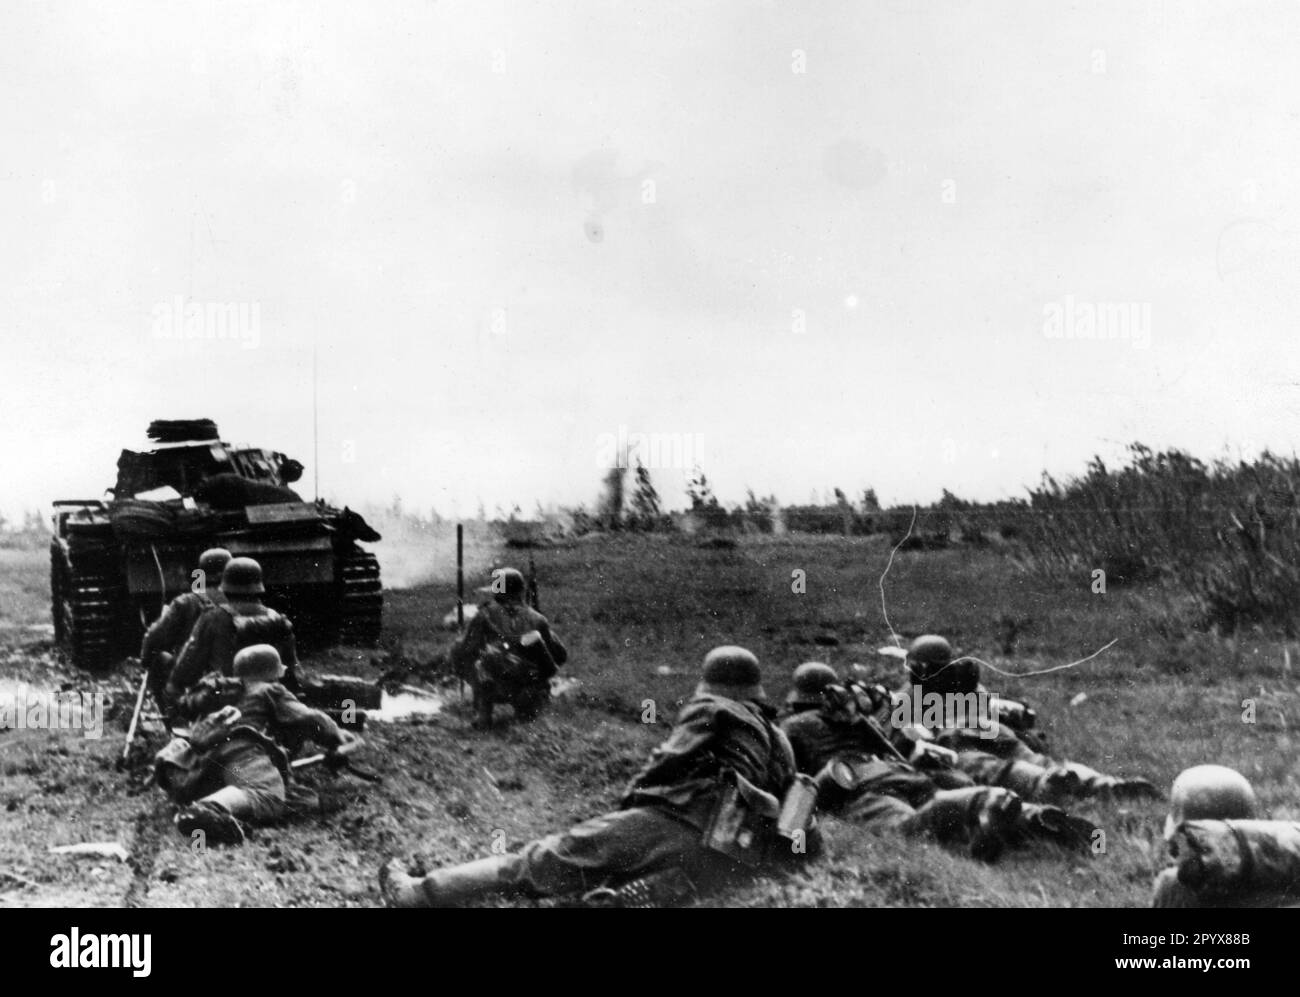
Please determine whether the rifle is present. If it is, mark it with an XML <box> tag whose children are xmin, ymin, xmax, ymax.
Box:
<box><xmin>120</xmin><ymin>607</ymin><xmax>154</xmax><ymax>767</ymax></box>
<box><xmin>527</xmin><ymin>553</ymin><xmax>540</xmax><ymax>611</ymax></box>
<box><xmin>290</xmin><ymin>736</ymin><xmax>381</xmax><ymax>783</ymax></box>
<box><xmin>120</xmin><ymin>667</ymin><xmax>150</xmax><ymax>768</ymax></box>
<box><xmin>456</xmin><ymin>524</ymin><xmax>465</xmax><ymax>702</ymax></box>
<box><xmin>823</xmin><ymin>683</ymin><xmax>908</xmax><ymax>764</ymax></box>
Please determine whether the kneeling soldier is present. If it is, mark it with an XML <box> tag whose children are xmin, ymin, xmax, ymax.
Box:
<box><xmin>140</xmin><ymin>547</ymin><xmax>231</xmax><ymax>710</ymax></box>
<box><xmin>166</xmin><ymin>557</ymin><xmax>300</xmax><ymax>705</ymax></box>
<box><xmin>154</xmin><ymin>644</ymin><xmax>357</xmax><ymax>845</ymax></box>
<box><xmin>381</xmin><ymin>645</ymin><xmax>810</xmax><ymax>906</ymax></box>
<box><xmin>450</xmin><ymin>567</ymin><xmax>567</xmax><ymax>728</ymax></box>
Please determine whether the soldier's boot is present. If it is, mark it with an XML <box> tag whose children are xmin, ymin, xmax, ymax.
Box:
<box><xmin>380</xmin><ymin>855</ymin><xmax>518</xmax><ymax>908</ymax></box>
<box><xmin>1013</xmin><ymin>803</ymin><xmax>1099</xmax><ymax>853</ymax></box>
<box><xmin>905</xmin><ymin>786</ymin><xmax>1022</xmax><ymax>862</ymax></box>
<box><xmin>581</xmin><ymin>868</ymin><xmax>698</xmax><ymax>908</ymax></box>
<box><xmin>512</xmin><ymin>684</ymin><xmax>550</xmax><ymax>723</ymax></box>
<box><xmin>1059</xmin><ymin>762</ymin><xmax>1161</xmax><ymax>802</ymax></box>
<box><xmin>471</xmin><ymin>685</ymin><xmax>495</xmax><ymax>730</ymax></box>
<box><xmin>145</xmin><ymin>651</ymin><xmax>176</xmax><ymax>716</ymax></box>
<box><xmin>998</xmin><ymin>759</ymin><xmax>1080</xmax><ymax>803</ymax></box>
<box><xmin>175</xmin><ymin>787</ymin><xmax>250</xmax><ymax>846</ymax></box>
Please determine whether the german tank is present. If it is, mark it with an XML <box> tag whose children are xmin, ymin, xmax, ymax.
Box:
<box><xmin>50</xmin><ymin>419</ymin><xmax>383</xmax><ymax>669</ymax></box>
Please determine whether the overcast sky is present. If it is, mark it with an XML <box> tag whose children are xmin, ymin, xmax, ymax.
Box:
<box><xmin>4</xmin><ymin>1</ymin><xmax>1300</xmax><ymax>523</ymax></box>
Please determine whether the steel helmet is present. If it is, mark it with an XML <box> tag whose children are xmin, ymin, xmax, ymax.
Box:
<box><xmin>221</xmin><ymin>557</ymin><xmax>265</xmax><ymax>597</ymax></box>
<box><xmin>906</xmin><ymin>634</ymin><xmax>977</xmax><ymax>693</ymax></box>
<box><xmin>699</xmin><ymin>645</ymin><xmax>765</xmax><ymax>702</ymax></box>
<box><xmin>233</xmin><ymin>643</ymin><xmax>286</xmax><ymax>682</ymax></box>
<box><xmin>1164</xmin><ymin>764</ymin><xmax>1258</xmax><ymax>840</ymax></box>
<box><xmin>488</xmin><ymin>567</ymin><xmax>526</xmax><ymax>602</ymax></box>
<box><xmin>786</xmin><ymin>662</ymin><xmax>838</xmax><ymax>709</ymax></box>
<box><xmin>195</xmin><ymin>547</ymin><xmax>232</xmax><ymax>591</ymax></box>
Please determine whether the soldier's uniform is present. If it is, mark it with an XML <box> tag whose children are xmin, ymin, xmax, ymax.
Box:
<box><xmin>155</xmin><ymin>644</ymin><xmax>352</xmax><ymax>845</ymax></box>
<box><xmin>900</xmin><ymin>635</ymin><xmax>1157</xmax><ymax>803</ymax></box>
<box><xmin>381</xmin><ymin>646</ymin><xmax>806</xmax><ymax>906</ymax></box>
<box><xmin>1155</xmin><ymin>820</ymin><xmax>1300</xmax><ymax>907</ymax></box>
<box><xmin>166</xmin><ymin>557</ymin><xmax>299</xmax><ymax>703</ymax></box>
<box><xmin>450</xmin><ymin>568</ymin><xmax>567</xmax><ymax>727</ymax></box>
<box><xmin>140</xmin><ymin>548</ymin><xmax>230</xmax><ymax>707</ymax></box>
<box><xmin>780</xmin><ymin>663</ymin><xmax>1093</xmax><ymax>858</ymax></box>
<box><xmin>1152</xmin><ymin>765</ymin><xmax>1300</xmax><ymax>908</ymax></box>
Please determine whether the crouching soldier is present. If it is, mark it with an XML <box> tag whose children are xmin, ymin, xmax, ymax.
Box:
<box><xmin>165</xmin><ymin>556</ymin><xmax>300</xmax><ymax>706</ymax></box>
<box><xmin>900</xmin><ymin>635</ymin><xmax>1158</xmax><ymax>803</ymax></box>
<box><xmin>139</xmin><ymin>547</ymin><xmax>231</xmax><ymax>710</ymax></box>
<box><xmin>450</xmin><ymin>567</ymin><xmax>567</xmax><ymax>728</ymax></box>
<box><xmin>154</xmin><ymin>644</ymin><xmax>357</xmax><ymax>845</ymax></box>
<box><xmin>1153</xmin><ymin>765</ymin><xmax>1300</xmax><ymax>908</ymax></box>
<box><xmin>381</xmin><ymin>646</ymin><xmax>812</xmax><ymax>907</ymax></box>
<box><xmin>781</xmin><ymin>662</ymin><xmax>1096</xmax><ymax>860</ymax></box>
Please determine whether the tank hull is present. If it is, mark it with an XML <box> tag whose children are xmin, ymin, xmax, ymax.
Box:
<box><xmin>50</xmin><ymin>500</ymin><xmax>382</xmax><ymax>670</ymax></box>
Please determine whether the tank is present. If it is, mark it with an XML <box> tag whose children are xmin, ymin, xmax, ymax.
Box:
<box><xmin>50</xmin><ymin>419</ymin><xmax>383</xmax><ymax>669</ymax></box>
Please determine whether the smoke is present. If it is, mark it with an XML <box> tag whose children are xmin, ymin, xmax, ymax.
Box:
<box><xmin>362</xmin><ymin>514</ymin><xmax>501</xmax><ymax>591</ymax></box>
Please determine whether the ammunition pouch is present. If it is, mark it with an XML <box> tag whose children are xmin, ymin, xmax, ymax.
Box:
<box><xmin>701</xmin><ymin>768</ymin><xmax>782</xmax><ymax>866</ymax></box>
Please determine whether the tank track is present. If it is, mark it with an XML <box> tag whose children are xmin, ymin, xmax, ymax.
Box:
<box><xmin>336</xmin><ymin>548</ymin><xmax>382</xmax><ymax>645</ymax></box>
<box><xmin>51</xmin><ymin>538</ymin><xmax>128</xmax><ymax>670</ymax></box>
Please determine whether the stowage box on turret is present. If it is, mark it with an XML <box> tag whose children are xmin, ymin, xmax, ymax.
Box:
<box><xmin>50</xmin><ymin>419</ymin><xmax>383</xmax><ymax>669</ymax></box>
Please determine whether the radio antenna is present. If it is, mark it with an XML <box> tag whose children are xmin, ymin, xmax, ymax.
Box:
<box><xmin>312</xmin><ymin>340</ymin><xmax>320</xmax><ymax>501</ymax></box>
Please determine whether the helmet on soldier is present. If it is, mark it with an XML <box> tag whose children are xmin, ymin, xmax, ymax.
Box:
<box><xmin>786</xmin><ymin>661</ymin><xmax>838</xmax><ymax>709</ymax></box>
<box><xmin>488</xmin><ymin>567</ymin><xmax>526</xmax><ymax>603</ymax></box>
<box><xmin>699</xmin><ymin>645</ymin><xmax>765</xmax><ymax>702</ymax></box>
<box><xmin>233</xmin><ymin>643</ymin><xmax>286</xmax><ymax>682</ymax></box>
<box><xmin>197</xmin><ymin>547</ymin><xmax>232</xmax><ymax>586</ymax></box>
<box><xmin>221</xmin><ymin>557</ymin><xmax>265</xmax><ymax>597</ymax></box>
<box><xmin>906</xmin><ymin>634</ymin><xmax>961</xmax><ymax>690</ymax></box>
<box><xmin>1164</xmin><ymin>765</ymin><xmax>1258</xmax><ymax>840</ymax></box>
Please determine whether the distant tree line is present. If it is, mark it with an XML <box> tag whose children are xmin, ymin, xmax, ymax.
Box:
<box><xmin>0</xmin><ymin>510</ymin><xmax>52</xmax><ymax>549</ymax></box>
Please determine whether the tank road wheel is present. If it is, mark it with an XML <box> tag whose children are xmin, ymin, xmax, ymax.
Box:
<box><xmin>336</xmin><ymin>549</ymin><xmax>382</xmax><ymax>645</ymax></box>
<box><xmin>54</xmin><ymin>544</ymin><xmax>126</xmax><ymax>670</ymax></box>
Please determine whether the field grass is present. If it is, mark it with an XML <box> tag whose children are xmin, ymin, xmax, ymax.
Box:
<box><xmin>3</xmin><ymin>532</ymin><xmax>1298</xmax><ymax>907</ymax></box>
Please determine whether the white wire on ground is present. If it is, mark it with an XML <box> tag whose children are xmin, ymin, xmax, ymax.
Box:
<box><xmin>878</xmin><ymin>505</ymin><xmax>917</xmax><ymax>649</ymax></box>
<box><xmin>873</xmin><ymin>504</ymin><xmax>1118</xmax><ymax>679</ymax></box>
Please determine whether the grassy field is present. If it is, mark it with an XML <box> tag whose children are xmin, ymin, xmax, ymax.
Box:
<box><xmin>2</xmin><ymin>533</ymin><xmax>1297</xmax><ymax>907</ymax></box>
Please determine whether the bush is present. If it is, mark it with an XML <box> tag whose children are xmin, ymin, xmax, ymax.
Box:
<box><xmin>1011</xmin><ymin>444</ymin><xmax>1300</xmax><ymax>634</ymax></box>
